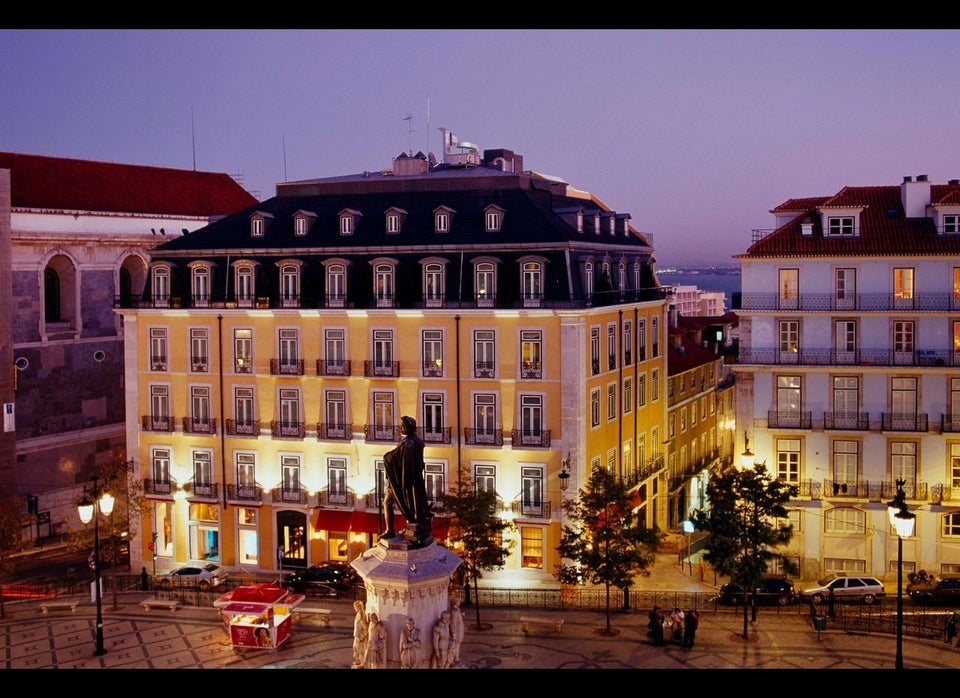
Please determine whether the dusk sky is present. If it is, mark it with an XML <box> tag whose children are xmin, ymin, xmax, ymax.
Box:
<box><xmin>3</xmin><ymin>29</ymin><xmax>959</xmax><ymax>266</ymax></box>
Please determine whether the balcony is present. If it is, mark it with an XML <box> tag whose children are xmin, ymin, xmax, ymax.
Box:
<box><xmin>463</xmin><ymin>428</ymin><xmax>503</xmax><ymax>446</ymax></box>
<box><xmin>280</xmin><ymin>294</ymin><xmax>301</xmax><ymax>309</ymax></box>
<box><xmin>364</xmin><ymin>361</ymin><xmax>400</xmax><ymax>378</ymax></box>
<box><xmin>422</xmin><ymin>362</ymin><xmax>443</xmax><ymax>378</ymax></box>
<box><xmin>881</xmin><ymin>413</ymin><xmax>929</xmax><ymax>432</ymax></box>
<box><xmin>184</xmin><ymin>482</ymin><xmax>218</xmax><ymax>500</ymax></box>
<box><xmin>739</xmin><ymin>291</ymin><xmax>960</xmax><ymax>312</ymax></box>
<box><xmin>942</xmin><ymin>413</ymin><xmax>960</xmax><ymax>433</ymax></box>
<box><xmin>182</xmin><ymin>417</ymin><xmax>217</xmax><ymax>435</ymax></box>
<box><xmin>226</xmin><ymin>484</ymin><xmax>263</xmax><ymax>504</ymax></box>
<box><xmin>271</xmin><ymin>421</ymin><xmax>305</xmax><ymax>439</ymax></box>
<box><xmin>317</xmin><ymin>422</ymin><xmax>352</xmax><ymax>441</ymax></box>
<box><xmin>507</xmin><ymin>498</ymin><xmax>553</xmax><ymax>520</ymax></box>
<box><xmin>823</xmin><ymin>411</ymin><xmax>870</xmax><ymax>430</ymax></box>
<box><xmin>325</xmin><ymin>293</ymin><xmax>346</xmax><ymax>309</ymax></box>
<box><xmin>511</xmin><ymin>428</ymin><xmax>551</xmax><ymax>448</ymax></box>
<box><xmin>317</xmin><ymin>359</ymin><xmax>351</xmax><ymax>377</ymax></box>
<box><xmin>143</xmin><ymin>478</ymin><xmax>176</xmax><ymax>496</ymax></box>
<box><xmin>225</xmin><ymin>419</ymin><xmax>260</xmax><ymax>436</ymax></box>
<box><xmin>823</xmin><ymin>480</ymin><xmax>865</xmax><ymax>499</ymax></box>
<box><xmin>150</xmin><ymin>356</ymin><xmax>168</xmax><ymax>371</ymax></box>
<box><xmin>520</xmin><ymin>362</ymin><xmax>542</xmax><ymax>380</ymax></box>
<box><xmin>474</xmin><ymin>361</ymin><xmax>495</xmax><ymax>378</ymax></box>
<box><xmin>141</xmin><ymin>415</ymin><xmax>174</xmax><ymax>432</ymax></box>
<box><xmin>270</xmin><ymin>486</ymin><xmax>308</xmax><ymax>504</ymax></box>
<box><xmin>317</xmin><ymin>489</ymin><xmax>355</xmax><ymax>508</ymax></box>
<box><xmin>234</xmin><ymin>358</ymin><xmax>253</xmax><ymax>373</ymax></box>
<box><xmin>767</xmin><ymin>410</ymin><xmax>812</xmax><ymax>429</ymax></box>
<box><xmin>808</xmin><ymin>479</ymin><xmax>929</xmax><ymax>502</ymax></box>
<box><xmin>417</xmin><ymin>427</ymin><xmax>452</xmax><ymax>444</ymax></box>
<box><xmin>365</xmin><ymin>424</ymin><xmax>398</xmax><ymax>442</ymax></box>
<box><xmin>736</xmin><ymin>347</ymin><xmax>960</xmax><ymax>367</ymax></box>
<box><xmin>623</xmin><ymin>455</ymin><xmax>667</xmax><ymax>489</ymax></box>
<box><xmin>271</xmin><ymin>359</ymin><xmax>304</xmax><ymax>376</ymax></box>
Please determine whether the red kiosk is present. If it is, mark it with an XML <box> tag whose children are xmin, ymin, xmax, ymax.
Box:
<box><xmin>213</xmin><ymin>583</ymin><xmax>305</xmax><ymax>651</ymax></box>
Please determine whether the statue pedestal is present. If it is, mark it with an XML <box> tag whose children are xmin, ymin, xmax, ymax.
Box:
<box><xmin>351</xmin><ymin>537</ymin><xmax>462</xmax><ymax>667</ymax></box>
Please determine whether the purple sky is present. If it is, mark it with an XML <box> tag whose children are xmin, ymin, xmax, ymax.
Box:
<box><xmin>3</xmin><ymin>29</ymin><xmax>959</xmax><ymax>266</ymax></box>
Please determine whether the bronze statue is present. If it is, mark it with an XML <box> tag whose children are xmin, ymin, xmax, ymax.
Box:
<box><xmin>381</xmin><ymin>415</ymin><xmax>432</xmax><ymax>545</ymax></box>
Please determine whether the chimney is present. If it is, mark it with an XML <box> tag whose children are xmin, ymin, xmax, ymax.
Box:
<box><xmin>800</xmin><ymin>216</ymin><xmax>814</xmax><ymax>236</ymax></box>
<box><xmin>901</xmin><ymin>174</ymin><xmax>932</xmax><ymax>218</ymax></box>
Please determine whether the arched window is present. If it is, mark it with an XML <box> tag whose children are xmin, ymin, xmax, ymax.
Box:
<box><xmin>44</xmin><ymin>267</ymin><xmax>61</xmax><ymax>322</ymax></box>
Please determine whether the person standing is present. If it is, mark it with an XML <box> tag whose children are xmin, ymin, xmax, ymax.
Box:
<box><xmin>351</xmin><ymin>601</ymin><xmax>369</xmax><ymax>668</ymax></box>
<box><xmin>683</xmin><ymin>609</ymin><xmax>700</xmax><ymax>649</ymax></box>
<box><xmin>648</xmin><ymin>606</ymin><xmax>665</xmax><ymax>647</ymax></box>
<box><xmin>140</xmin><ymin>566</ymin><xmax>149</xmax><ymax>591</ymax></box>
<box><xmin>365</xmin><ymin>612</ymin><xmax>387</xmax><ymax>669</ymax></box>
<box><xmin>670</xmin><ymin>607</ymin><xmax>685</xmax><ymax>644</ymax></box>
<box><xmin>947</xmin><ymin>612</ymin><xmax>958</xmax><ymax>645</ymax></box>
<box><xmin>399</xmin><ymin>617</ymin><xmax>423</xmax><ymax>669</ymax></box>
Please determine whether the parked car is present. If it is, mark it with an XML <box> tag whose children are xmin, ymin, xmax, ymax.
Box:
<box><xmin>908</xmin><ymin>574</ymin><xmax>960</xmax><ymax>606</ymax></box>
<box><xmin>717</xmin><ymin>575</ymin><xmax>798</xmax><ymax>606</ymax></box>
<box><xmin>156</xmin><ymin>563</ymin><xmax>228</xmax><ymax>590</ymax></box>
<box><xmin>282</xmin><ymin>561</ymin><xmax>360</xmax><ymax>597</ymax></box>
<box><xmin>799</xmin><ymin>573</ymin><xmax>886</xmax><ymax>605</ymax></box>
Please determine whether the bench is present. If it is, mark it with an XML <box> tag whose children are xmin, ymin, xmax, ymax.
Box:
<box><xmin>141</xmin><ymin>598</ymin><xmax>182</xmax><ymax>612</ymax></box>
<box><xmin>294</xmin><ymin>607</ymin><xmax>332</xmax><ymax>625</ymax></box>
<box><xmin>520</xmin><ymin>616</ymin><xmax>564</xmax><ymax>634</ymax></box>
<box><xmin>40</xmin><ymin>601</ymin><xmax>78</xmax><ymax>614</ymax></box>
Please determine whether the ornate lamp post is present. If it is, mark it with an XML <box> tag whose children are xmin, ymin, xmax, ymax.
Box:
<box><xmin>78</xmin><ymin>478</ymin><xmax>114</xmax><ymax>657</ymax></box>
<box><xmin>887</xmin><ymin>479</ymin><xmax>916</xmax><ymax>671</ymax></box>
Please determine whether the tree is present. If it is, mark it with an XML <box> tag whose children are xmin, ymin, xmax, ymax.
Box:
<box><xmin>0</xmin><ymin>491</ymin><xmax>26</xmax><ymax>618</ymax></box>
<box><xmin>692</xmin><ymin>461</ymin><xmax>798</xmax><ymax>639</ymax></box>
<box><xmin>555</xmin><ymin>467</ymin><xmax>659</xmax><ymax>635</ymax></box>
<box><xmin>437</xmin><ymin>476</ymin><xmax>515</xmax><ymax>630</ymax></box>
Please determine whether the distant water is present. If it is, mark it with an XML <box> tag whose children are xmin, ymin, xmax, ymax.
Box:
<box><xmin>656</xmin><ymin>269</ymin><xmax>741</xmax><ymax>313</ymax></box>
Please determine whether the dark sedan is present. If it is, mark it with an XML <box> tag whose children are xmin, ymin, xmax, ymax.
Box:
<box><xmin>908</xmin><ymin>574</ymin><xmax>960</xmax><ymax>606</ymax></box>
<box><xmin>282</xmin><ymin>561</ymin><xmax>360</xmax><ymax>598</ymax></box>
<box><xmin>717</xmin><ymin>576</ymin><xmax>798</xmax><ymax>606</ymax></box>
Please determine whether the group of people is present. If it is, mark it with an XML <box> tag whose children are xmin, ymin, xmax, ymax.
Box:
<box><xmin>647</xmin><ymin>605</ymin><xmax>699</xmax><ymax>648</ymax></box>
<box><xmin>352</xmin><ymin>597</ymin><xmax>466</xmax><ymax>669</ymax></box>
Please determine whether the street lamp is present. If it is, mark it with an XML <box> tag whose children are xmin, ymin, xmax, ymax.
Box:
<box><xmin>741</xmin><ymin>432</ymin><xmax>755</xmax><ymax>469</ymax></box>
<box><xmin>886</xmin><ymin>479</ymin><xmax>915</xmax><ymax>670</ymax></box>
<box><xmin>78</xmin><ymin>478</ymin><xmax>114</xmax><ymax>657</ymax></box>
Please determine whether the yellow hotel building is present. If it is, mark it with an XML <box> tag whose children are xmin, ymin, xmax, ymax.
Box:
<box><xmin>120</xmin><ymin>141</ymin><xmax>671</xmax><ymax>585</ymax></box>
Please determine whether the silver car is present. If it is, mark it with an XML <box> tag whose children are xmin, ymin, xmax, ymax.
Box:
<box><xmin>800</xmin><ymin>573</ymin><xmax>886</xmax><ymax>605</ymax></box>
<box><xmin>157</xmin><ymin>563</ymin><xmax>228</xmax><ymax>590</ymax></box>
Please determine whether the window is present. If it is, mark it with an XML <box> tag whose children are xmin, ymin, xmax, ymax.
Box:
<box><xmin>890</xmin><ymin>441</ymin><xmax>917</xmax><ymax>488</ymax></box>
<box><xmin>832</xmin><ymin>440</ymin><xmax>859</xmax><ymax>489</ymax></box>
<box><xmin>235</xmin><ymin>263</ymin><xmax>255</xmax><ymax>305</ymax></box>
<box><xmin>893</xmin><ymin>321</ymin><xmax>915</xmax><ymax>361</ymax></box>
<box><xmin>943</xmin><ymin>513</ymin><xmax>960</xmax><ymax>537</ymax></box>
<box><xmin>520</xmin><ymin>330</ymin><xmax>542</xmax><ymax>379</ymax></box>
<box><xmin>607</xmin><ymin>324</ymin><xmax>617</xmax><ymax>371</ymax></box>
<box><xmin>607</xmin><ymin>383</ymin><xmax>617</xmax><ymax>421</ymax></box>
<box><xmin>373</xmin><ymin>329</ymin><xmax>394</xmax><ymax>375</ymax></box>
<box><xmin>777</xmin><ymin>375</ymin><xmax>802</xmax><ymax>425</ymax></box>
<box><xmin>584</xmin><ymin>262</ymin><xmax>594</xmax><ymax>299</ymax></box>
<box><xmin>386</xmin><ymin>212</ymin><xmax>401</xmax><ymax>233</ymax></box>
<box><xmin>236</xmin><ymin>452</ymin><xmax>256</xmax><ymax>491</ymax></box>
<box><xmin>952</xmin><ymin>377</ymin><xmax>960</xmax><ymax>427</ymax></box>
<box><xmin>485</xmin><ymin>208</ymin><xmax>502</xmax><ymax>232</ymax></box>
<box><xmin>419</xmin><ymin>462</ymin><xmax>443</xmax><ymax>505</ymax></box>
<box><xmin>623</xmin><ymin>377</ymin><xmax>633</xmax><ymax>414</ymax></box>
<box><xmin>340</xmin><ymin>214</ymin><xmax>354</xmax><ymax>235</ymax></box>
<box><xmin>825</xmin><ymin>507</ymin><xmax>866</xmax><ymax>533</ymax></box>
<box><xmin>623</xmin><ymin>321</ymin><xmax>633</xmax><ymax>365</ymax></box>
<box><xmin>294</xmin><ymin>216</ymin><xmax>308</xmax><ymax>236</ymax></box>
<box><xmin>945</xmin><ymin>215</ymin><xmax>960</xmax><ymax>234</ymax></box>
<box><xmin>280</xmin><ymin>455</ymin><xmax>301</xmax><ymax>496</ymax></box>
<box><xmin>190</xmin><ymin>327</ymin><xmax>209</xmax><ymax>372</ymax></box>
<box><xmin>521</xmin><ymin>467</ymin><xmax>544</xmax><ymax>516</ymax></box>
<box><xmin>278</xmin><ymin>328</ymin><xmax>300</xmax><ymax>374</ymax></box>
<box><xmin>234</xmin><ymin>328</ymin><xmax>252</xmax><ymax>373</ymax></box>
<box><xmin>591</xmin><ymin>388</ymin><xmax>601</xmax><ymax>427</ymax></box>
<box><xmin>251</xmin><ymin>218</ymin><xmax>264</xmax><ymax>237</ymax></box>
<box><xmin>326</xmin><ymin>262</ymin><xmax>346</xmax><ymax>307</ymax></box>
<box><xmin>373</xmin><ymin>391</ymin><xmax>395</xmax><ymax>440</ymax></box>
<box><xmin>327</xmin><ymin>458</ymin><xmax>347</xmax><ymax>504</ymax></box>
<box><xmin>234</xmin><ymin>387</ymin><xmax>256</xmax><ymax>434</ymax></box>
<box><xmin>775</xmin><ymin>320</ymin><xmax>799</xmax><ymax>360</ymax></box>
<box><xmin>278</xmin><ymin>388</ymin><xmax>301</xmax><ymax>436</ymax></box>
<box><xmin>651</xmin><ymin>316</ymin><xmax>659</xmax><ymax>357</ymax></box>
<box><xmin>421</xmin><ymin>329</ymin><xmax>444</xmax><ymax>377</ymax></box>
<box><xmin>638</xmin><ymin>319</ymin><xmax>647</xmax><ymax>361</ymax></box>
<box><xmin>151</xmin><ymin>448</ymin><xmax>171</xmax><ymax>485</ymax></box>
<box><xmin>474</xmin><ymin>330</ymin><xmax>496</xmax><ymax>378</ymax></box>
<box><xmin>475</xmin><ymin>262</ymin><xmax>496</xmax><ymax>306</ymax></box>
<box><xmin>435</xmin><ymin>211</ymin><xmax>449</xmax><ymax>233</ymax></box>
<box><xmin>421</xmin><ymin>393</ymin><xmax>445</xmax><ymax>442</ymax></box>
<box><xmin>192</xmin><ymin>450</ymin><xmax>213</xmax><ymax>488</ymax></box>
<box><xmin>779</xmin><ymin>268</ymin><xmax>799</xmax><ymax>309</ymax></box>
<box><xmin>591</xmin><ymin>326</ymin><xmax>600</xmax><ymax>375</ymax></box>
<box><xmin>189</xmin><ymin>385</ymin><xmax>212</xmax><ymax>432</ymax></box>
<box><xmin>473</xmin><ymin>394</ymin><xmax>498</xmax><ymax>443</ymax></box>
<box><xmin>423</xmin><ymin>262</ymin><xmax>444</xmax><ymax>306</ymax></box>
<box><xmin>833</xmin><ymin>375</ymin><xmax>860</xmax><ymax>421</ymax></box>
<box><xmin>894</xmin><ymin>268</ymin><xmax>915</xmax><ymax>301</ymax></box>
<box><xmin>374</xmin><ymin>263</ymin><xmax>394</xmax><ymax>307</ymax></box>
<box><xmin>152</xmin><ymin>266</ymin><xmax>170</xmax><ymax>303</ymax></box>
<box><xmin>519</xmin><ymin>394</ymin><xmax>544</xmax><ymax>443</ymax></box>
<box><xmin>835</xmin><ymin>268</ymin><xmax>856</xmax><ymax>310</ymax></box>
<box><xmin>652</xmin><ymin>427</ymin><xmax>660</xmax><ymax>460</ymax></box>
<box><xmin>638</xmin><ymin>434</ymin><xmax>646</xmax><ymax>469</ymax></box>
<box><xmin>191</xmin><ymin>265</ymin><xmax>210</xmax><ymax>307</ymax></box>
<box><xmin>680</xmin><ymin>406</ymin><xmax>687</xmax><ymax>433</ymax></box>
<box><xmin>776</xmin><ymin>437</ymin><xmax>800</xmax><ymax>483</ymax></box>
<box><xmin>150</xmin><ymin>384</ymin><xmax>170</xmax><ymax>427</ymax></box>
<box><xmin>520</xmin><ymin>527</ymin><xmax>543</xmax><ymax>569</ymax></box>
<box><xmin>150</xmin><ymin>327</ymin><xmax>168</xmax><ymax>371</ymax></box>
<box><xmin>279</xmin><ymin>262</ymin><xmax>300</xmax><ymax>307</ymax></box>
<box><xmin>827</xmin><ymin>217</ymin><xmax>854</xmax><ymax>236</ymax></box>
<box><xmin>891</xmin><ymin>376</ymin><xmax>918</xmax><ymax>418</ymax></box>
<box><xmin>521</xmin><ymin>261</ymin><xmax>542</xmax><ymax>304</ymax></box>
<box><xmin>651</xmin><ymin>368</ymin><xmax>659</xmax><ymax>402</ymax></box>
<box><xmin>323</xmin><ymin>328</ymin><xmax>347</xmax><ymax>375</ymax></box>
<box><xmin>669</xmin><ymin>413</ymin><xmax>676</xmax><ymax>438</ymax></box>
<box><xmin>324</xmin><ymin>390</ymin><xmax>348</xmax><ymax>438</ymax></box>
<box><xmin>474</xmin><ymin>465</ymin><xmax>496</xmax><ymax>494</ymax></box>
<box><xmin>834</xmin><ymin>320</ymin><xmax>857</xmax><ymax>363</ymax></box>
<box><xmin>954</xmin><ymin>321</ymin><xmax>960</xmax><ymax>362</ymax></box>
<box><xmin>638</xmin><ymin>372</ymin><xmax>646</xmax><ymax>407</ymax></box>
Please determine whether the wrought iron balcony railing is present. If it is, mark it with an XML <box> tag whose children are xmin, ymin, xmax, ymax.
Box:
<box><xmin>767</xmin><ymin>410</ymin><xmax>812</xmax><ymax>429</ymax></box>
<box><xmin>226</xmin><ymin>484</ymin><xmax>263</xmax><ymax>503</ymax></box>
<box><xmin>143</xmin><ymin>478</ymin><xmax>176</xmax><ymax>496</ymax></box>
<box><xmin>736</xmin><ymin>347</ymin><xmax>960</xmax><ymax>367</ymax></box>
<box><xmin>270</xmin><ymin>486</ymin><xmax>308</xmax><ymax>504</ymax></box>
<box><xmin>317</xmin><ymin>489</ymin><xmax>355</xmax><ymax>508</ymax></box>
<box><xmin>511</xmin><ymin>428</ymin><xmax>551</xmax><ymax>448</ymax></box>
<box><xmin>317</xmin><ymin>422</ymin><xmax>353</xmax><ymax>441</ymax></box>
<box><xmin>364</xmin><ymin>424</ymin><xmax>398</xmax><ymax>442</ymax></box>
<box><xmin>182</xmin><ymin>417</ymin><xmax>217</xmax><ymax>434</ymax></box>
<box><xmin>141</xmin><ymin>415</ymin><xmax>174</xmax><ymax>432</ymax></box>
<box><xmin>317</xmin><ymin>359</ymin><xmax>351</xmax><ymax>376</ymax></box>
<box><xmin>823</xmin><ymin>411</ymin><xmax>870</xmax><ymax>430</ymax></box>
<box><xmin>463</xmin><ymin>428</ymin><xmax>503</xmax><ymax>446</ymax></box>
<box><xmin>739</xmin><ymin>291</ymin><xmax>960</xmax><ymax>312</ymax></box>
<box><xmin>417</xmin><ymin>427</ymin><xmax>452</xmax><ymax>444</ymax></box>
<box><xmin>225</xmin><ymin>419</ymin><xmax>260</xmax><ymax>436</ymax></box>
<box><xmin>270</xmin><ymin>359</ymin><xmax>304</xmax><ymax>375</ymax></box>
<box><xmin>364</xmin><ymin>361</ymin><xmax>400</xmax><ymax>377</ymax></box>
<box><xmin>184</xmin><ymin>482</ymin><xmax>218</xmax><ymax>500</ymax></box>
<box><xmin>880</xmin><ymin>413</ymin><xmax>929</xmax><ymax>432</ymax></box>
<box><xmin>270</xmin><ymin>421</ymin><xmax>305</xmax><ymax>439</ymax></box>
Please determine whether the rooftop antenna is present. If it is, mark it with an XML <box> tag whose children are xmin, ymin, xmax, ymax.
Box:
<box><xmin>403</xmin><ymin>112</ymin><xmax>414</xmax><ymax>155</ymax></box>
<box><xmin>426</xmin><ymin>96</ymin><xmax>430</xmax><ymax>156</ymax></box>
<box><xmin>282</xmin><ymin>137</ymin><xmax>287</xmax><ymax>182</ymax></box>
<box><xmin>191</xmin><ymin>105</ymin><xmax>196</xmax><ymax>171</ymax></box>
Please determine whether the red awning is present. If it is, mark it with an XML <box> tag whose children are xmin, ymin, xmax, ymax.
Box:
<box><xmin>312</xmin><ymin>509</ymin><xmax>354</xmax><ymax>532</ymax></box>
<box><xmin>431</xmin><ymin>516</ymin><xmax>452</xmax><ymax>540</ymax></box>
<box><xmin>311</xmin><ymin>509</ymin><xmax>405</xmax><ymax>534</ymax></box>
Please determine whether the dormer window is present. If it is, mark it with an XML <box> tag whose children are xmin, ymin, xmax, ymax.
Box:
<box><xmin>339</xmin><ymin>209</ymin><xmax>362</xmax><ymax>236</ymax></box>
<box><xmin>484</xmin><ymin>205</ymin><xmax>505</xmax><ymax>233</ymax></box>
<box><xmin>827</xmin><ymin>216</ymin><xmax>854</xmax><ymax>236</ymax></box>
<box><xmin>944</xmin><ymin>214</ymin><xmax>960</xmax><ymax>234</ymax></box>
<box><xmin>385</xmin><ymin>207</ymin><xmax>407</xmax><ymax>234</ymax></box>
<box><xmin>434</xmin><ymin>206</ymin><xmax>455</xmax><ymax>233</ymax></box>
<box><xmin>293</xmin><ymin>210</ymin><xmax>316</xmax><ymax>237</ymax></box>
<box><xmin>594</xmin><ymin>214</ymin><xmax>601</xmax><ymax>234</ymax></box>
<box><xmin>250</xmin><ymin>212</ymin><xmax>272</xmax><ymax>238</ymax></box>
<box><xmin>577</xmin><ymin>210</ymin><xmax>584</xmax><ymax>233</ymax></box>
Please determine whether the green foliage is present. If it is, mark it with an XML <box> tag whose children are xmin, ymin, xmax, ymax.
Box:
<box><xmin>555</xmin><ymin>467</ymin><xmax>658</xmax><ymax>632</ymax></box>
<box><xmin>693</xmin><ymin>462</ymin><xmax>798</xmax><ymax>594</ymax></box>
<box><xmin>0</xmin><ymin>491</ymin><xmax>26</xmax><ymax>580</ymax></box>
